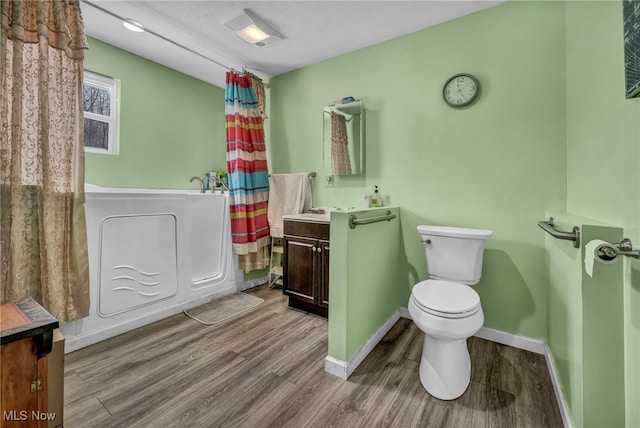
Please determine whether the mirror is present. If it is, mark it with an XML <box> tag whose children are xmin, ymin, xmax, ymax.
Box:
<box><xmin>323</xmin><ymin>100</ymin><xmax>364</xmax><ymax>175</ymax></box>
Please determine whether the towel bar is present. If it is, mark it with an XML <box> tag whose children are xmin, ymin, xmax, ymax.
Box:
<box><xmin>268</xmin><ymin>172</ymin><xmax>316</xmax><ymax>178</ymax></box>
<box><xmin>349</xmin><ymin>210</ymin><xmax>396</xmax><ymax>229</ymax></box>
<box><xmin>538</xmin><ymin>217</ymin><xmax>580</xmax><ymax>248</ymax></box>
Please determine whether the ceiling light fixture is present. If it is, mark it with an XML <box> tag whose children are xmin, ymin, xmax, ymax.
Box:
<box><xmin>122</xmin><ymin>19</ymin><xmax>145</xmax><ymax>33</ymax></box>
<box><xmin>224</xmin><ymin>9</ymin><xmax>283</xmax><ymax>47</ymax></box>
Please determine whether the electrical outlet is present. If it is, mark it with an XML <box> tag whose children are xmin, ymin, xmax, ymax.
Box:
<box><xmin>325</xmin><ymin>175</ymin><xmax>334</xmax><ymax>187</ymax></box>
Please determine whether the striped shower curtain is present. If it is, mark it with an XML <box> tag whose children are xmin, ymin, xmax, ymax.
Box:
<box><xmin>225</xmin><ymin>71</ymin><xmax>270</xmax><ymax>272</ymax></box>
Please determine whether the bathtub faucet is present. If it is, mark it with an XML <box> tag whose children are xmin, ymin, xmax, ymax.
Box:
<box><xmin>213</xmin><ymin>177</ymin><xmax>229</xmax><ymax>194</ymax></box>
<box><xmin>189</xmin><ymin>176</ymin><xmax>206</xmax><ymax>193</ymax></box>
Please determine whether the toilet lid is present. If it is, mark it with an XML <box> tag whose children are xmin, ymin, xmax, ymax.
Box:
<box><xmin>412</xmin><ymin>280</ymin><xmax>481</xmax><ymax>318</ymax></box>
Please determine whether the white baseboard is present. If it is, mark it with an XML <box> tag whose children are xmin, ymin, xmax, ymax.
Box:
<box><xmin>544</xmin><ymin>343</ymin><xmax>573</xmax><ymax>428</ymax></box>
<box><xmin>474</xmin><ymin>326</ymin><xmax>546</xmax><ymax>355</ymax></box>
<box><xmin>324</xmin><ymin>355</ymin><xmax>349</xmax><ymax>379</ymax></box>
<box><xmin>325</xmin><ymin>309</ymin><xmax>402</xmax><ymax>380</ymax></box>
<box><xmin>398</xmin><ymin>306</ymin><xmax>411</xmax><ymax>319</ymax></box>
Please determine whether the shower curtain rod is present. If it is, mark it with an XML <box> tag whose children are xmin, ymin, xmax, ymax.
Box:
<box><xmin>82</xmin><ymin>0</ymin><xmax>261</xmax><ymax>77</ymax></box>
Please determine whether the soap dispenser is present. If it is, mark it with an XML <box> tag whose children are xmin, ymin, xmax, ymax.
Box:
<box><xmin>371</xmin><ymin>186</ymin><xmax>380</xmax><ymax>207</ymax></box>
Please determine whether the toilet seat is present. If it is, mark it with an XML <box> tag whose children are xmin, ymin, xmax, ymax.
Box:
<box><xmin>411</xmin><ymin>280</ymin><xmax>481</xmax><ymax>319</ymax></box>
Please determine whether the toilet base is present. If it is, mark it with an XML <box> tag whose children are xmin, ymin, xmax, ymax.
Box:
<box><xmin>419</xmin><ymin>334</ymin><xmax>471</xmax><ymax>400</ymax></box>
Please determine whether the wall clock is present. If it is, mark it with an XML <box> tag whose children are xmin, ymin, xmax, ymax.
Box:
<box><xmin>443</xmin><ymin>73</ymin><xmax>480</xmax><ymax>108</ymax></box>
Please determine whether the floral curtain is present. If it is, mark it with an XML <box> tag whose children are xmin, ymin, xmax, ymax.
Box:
<box><xmin>0</xmin><ymin>0</ymin><xmax>90</xmax><ymax>322</ymax></box>
<box><xmin>225</xmin><ymin>71</ymin><xmax>270</xmax><ymax>273</ymax></box>
<box><xmin>331</xmin><ymin>112</ymin><xmax>352</xmax><ymax>175</ymax></box>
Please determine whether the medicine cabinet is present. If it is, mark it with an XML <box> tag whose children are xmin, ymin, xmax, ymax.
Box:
<box><xmin>323</xmin><ymin>100</ymin><xmax>365</xmax><ymax>175</ymax></box>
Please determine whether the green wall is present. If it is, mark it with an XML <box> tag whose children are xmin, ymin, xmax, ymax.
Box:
<box><xmin>328</xmin><ymin>207</ymin><xmax>403</xmax><ymax>361</ymax></box>
<box><xmin>83</xmin><ymin>37</ymin><xmax>227</xmax><ymax>189</ymax></box>
<box><xmin>564</xmin><ymin>2</ymin><xmax>640</xmax><ymax>426</ymax></box>
<box><xmin>270</xmin><ymin>1</ymin><xmax>567</xmax><ymax>340</ymax></box>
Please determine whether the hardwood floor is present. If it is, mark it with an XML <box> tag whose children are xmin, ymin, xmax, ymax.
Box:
<box><xmin>64</xmin><ymin>285</ymin><xmax>563</xmax><ymax>427</ymax></box>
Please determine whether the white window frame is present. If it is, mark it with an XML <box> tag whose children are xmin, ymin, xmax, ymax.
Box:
<box><xmin>83</xmin><ymin>70</ymin><xmax>119</xmax><ymax>154</ymax></box>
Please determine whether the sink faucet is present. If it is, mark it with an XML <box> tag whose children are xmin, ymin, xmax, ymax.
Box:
<box><xmin>189</xmin><ymin>176</ymin><xmax>205</xmax><ymax>193</ymax></box>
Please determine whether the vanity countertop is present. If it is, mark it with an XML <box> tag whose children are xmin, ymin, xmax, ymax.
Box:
<box><xmin>283</xmin><ymin>212</ymin><xmax>330</xmax><ymax>224</ymax></box>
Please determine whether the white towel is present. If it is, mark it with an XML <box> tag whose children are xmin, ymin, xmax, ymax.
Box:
<box><xmin>267</xmin><ymin>173</ymin><xmax>312</xmax><ymax>238</ymax></box>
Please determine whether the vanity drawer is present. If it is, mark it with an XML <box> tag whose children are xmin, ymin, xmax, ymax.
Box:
<box><xmin>284</xmin><ymin>220</ymin><xmax>330</xmax><ymax>240</ymax></box>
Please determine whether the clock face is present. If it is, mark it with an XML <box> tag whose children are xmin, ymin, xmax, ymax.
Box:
<box><xmin>443</xmin><ymin>74</ymin><xmax>479</xmax><ymax>107</ymax></box>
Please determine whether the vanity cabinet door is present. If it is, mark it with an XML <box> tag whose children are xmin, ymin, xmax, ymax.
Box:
<box><xmin>283</xmin><ymin>219</ymin><xmax>330</xmax><ymax>317</ymax></box>
<box><xmin>283</xmin><ymin>236</ymin><xmax>317</xmax><ymax>304</ymax></box>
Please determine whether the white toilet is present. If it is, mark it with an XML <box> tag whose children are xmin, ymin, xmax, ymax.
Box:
<box><xmin>408</xmin><ymin>225</ymin><xmax>493</xmax><ymax>400</ymax></box>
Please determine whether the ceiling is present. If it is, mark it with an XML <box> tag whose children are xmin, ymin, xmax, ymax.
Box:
<box><xmin>80</xmin><ymin>1</ymin><xmax>504</xmax><ymax>88</ymax></box>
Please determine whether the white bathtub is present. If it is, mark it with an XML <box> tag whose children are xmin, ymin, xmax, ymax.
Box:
<box><xmin>62</xmin><ymin>185</ymin><xmax>260</xmax><ymax>352</ymax></box>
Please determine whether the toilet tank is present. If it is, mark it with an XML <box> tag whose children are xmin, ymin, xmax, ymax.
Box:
<box><xmin>417</xmin><ymin>225</ymin><xmax>493</xmax><ymax>285</ymax></box>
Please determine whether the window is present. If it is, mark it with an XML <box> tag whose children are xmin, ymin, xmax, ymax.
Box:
<box><xmin>83</xmin><ymin>71</ymin><xmax>118</xmax><ymax>154</ymax></box>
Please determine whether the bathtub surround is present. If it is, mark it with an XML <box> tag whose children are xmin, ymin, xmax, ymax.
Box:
<box><xmin>61</xmin><ymin>187</ymin><xmax>238</xmax><ymax>352</ymax></box>
<box><xmin>1</xmin><ymin>0</ymin><xmax>90</xmax><ymax>322</ymax></box>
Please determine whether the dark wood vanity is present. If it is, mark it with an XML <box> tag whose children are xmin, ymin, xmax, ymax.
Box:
<box><xmin>283</xmin><ymin>217</ymin><xmax>330</xmax><ymax>317</ymax></box>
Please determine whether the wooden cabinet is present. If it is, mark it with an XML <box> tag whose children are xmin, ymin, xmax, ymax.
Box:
<box><xmin>1</xmin><ymin>297</ymin><xmax>59</xmax><ymax>428</ymax></box>
<box><xmin>283</xmin><ymin>219</ymin><xmax>330</xmax><ymax>317</ymax></box>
